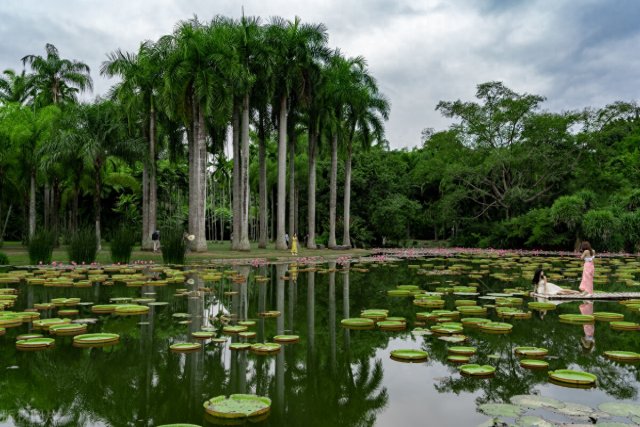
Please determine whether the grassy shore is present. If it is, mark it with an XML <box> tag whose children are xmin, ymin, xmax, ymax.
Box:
<box><xmin>0</xmin><ymin>240</ymin><xmax>371</xmax><ymax>266</ymax></box>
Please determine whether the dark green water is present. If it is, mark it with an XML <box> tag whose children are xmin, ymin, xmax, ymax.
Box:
<box><xmin>1</xmin><ymin>256</ymin><xmax>639</xmax><ymax>426</ymax></box>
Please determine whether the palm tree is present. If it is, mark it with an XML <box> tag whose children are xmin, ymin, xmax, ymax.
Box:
<box><xmin>101</xmin><ymin>41</ymin><xmax>163</xmax><ymax>250</ymax></box>
<box><xmin>21</xmin><ymin>43</ymin><xmax>93</xmax><ymax>107</ymax></box>
<box><xmin>341</xmin><ymin>61</ymin><xmax>389</xmax><ymax>247</ymax></box>
<box><xmin>266</xmin><ymin>17</ymin><xmax>328</xmax><ymax>250</ymax></box>
<box><xmin>0</xmin><ymin>69</ymin><xmax>32</xmax><ymax>105</ymax></box>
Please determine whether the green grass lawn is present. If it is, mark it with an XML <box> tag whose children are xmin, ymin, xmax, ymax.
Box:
<box><xmin>0</xmin><ymin>240</ymin><xmax>370</xmax><ymax>266</ymax></box>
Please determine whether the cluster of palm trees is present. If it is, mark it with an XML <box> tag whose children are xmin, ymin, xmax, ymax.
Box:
<box><xmin>0</xmin><ymin>14</ymin><xmax>389</xmax><ymax>252</ymax></box>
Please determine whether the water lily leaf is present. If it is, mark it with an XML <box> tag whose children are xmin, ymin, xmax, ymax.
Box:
<box><xmin>548</xmin><ymin>369</ymin><xmax>596</xmax><ymax>385</ymax></box>
<box><xmin>478</xmin><ymin>403</ymin><xmax>523</xmax><ymax>417</ymax></box>
<box><xmin>510</xmin><ymin>395</ymin><xmax>565</xmax><ymax>410</ymax></box>
<box><xmin>390</xmin><ymin>349</ymin><xmax>428</xmax><ymax>362</ymax></box>
<box><xmin>604</xmin><ymin>351</ymin><xmax>640</xmax><ymax>362</ymax></box>
<box><xmin>515</xmin><ymin>415</ymin><xmax>555</xmax><ymax>426</ymax></box>
<box><xmin>460</xmin><ymin>364</ymin><xmax>495</xmax><ymax>376</ymax></box>
<box><xmin>203</xmin><ymin>394</ymin><xmax>271</xmax><ymax>419</ymax></box>
<box><xmin>598</xmin><ymin>402</ymin><xmax>640</xmax><ymax>417</ymax></box>
<box><xmin>554</xmin><ymin>401</ymin><xmax>595</xmax><ymax>417</ymax></box>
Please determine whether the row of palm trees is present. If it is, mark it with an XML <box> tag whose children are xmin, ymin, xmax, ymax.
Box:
<box><xmin>0</xmin><ymin>14</ymin><xmax>389</xmax><ymax>252</ymax></box>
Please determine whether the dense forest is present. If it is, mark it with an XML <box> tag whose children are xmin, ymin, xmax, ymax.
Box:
<box><xmin>0</xmin><ymin>15</ymin><xmax>639</xmax><ymax>253</ymax></box>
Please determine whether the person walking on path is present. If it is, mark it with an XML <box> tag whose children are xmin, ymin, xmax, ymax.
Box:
<box><xmin>285</xmin><ymin>233</ymin><xmax>290</xmax><ymax>248</ymax></box>
<box><xmin>151</xmin><ymin>230</ymin><xmax>160</xmax><ymax>252</ymax></box>
<box><xmin>579</xmin><ymin>241</ymin><xmax>595</xmax><ymax>296</ymax></box>
<box><xmin>291</xmin><ymin>234</ymin><xmax>298</xmax><ymax>256</ymax></box>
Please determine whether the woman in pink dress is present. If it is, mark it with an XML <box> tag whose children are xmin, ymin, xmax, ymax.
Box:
<box><xmin>579</xmin><ymin>241</ymin><xmax>595</xmax><ymax>296</ymax></box>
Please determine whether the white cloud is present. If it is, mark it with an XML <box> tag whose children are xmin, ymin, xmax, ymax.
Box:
<box><xmin>1</xmin><ymin>0</ymin><xmax>639</xmax><ymax>148</ymax></box>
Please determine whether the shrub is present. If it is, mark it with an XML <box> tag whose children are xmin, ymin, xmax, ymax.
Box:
<box><xmin>160</xmin><ymin>227</ymin><xmax>187</xmax><ymax>265</ymax></box>
<box><xmin>0</xmin><ymin>251</ymin><xmax>8</xmax><ymax>265</ymax></box>
<box><xmin>582</xmin><ymin>209</ymin><xmax>623</xmax><ymax>252</ymax></box>
<box><xmin>68</xmin><ymin>228</ymin><xmax>98</xmax><ymax>264</ymax></box>
<box><xmin>28</xmin><ymin>229</ymin><xmax>56</xmax><ymax>264</ymax></box>
<box><xmin>110</xmin><ymin>227</ymin><xmax>135</xmax><ymax>264</ymax></box>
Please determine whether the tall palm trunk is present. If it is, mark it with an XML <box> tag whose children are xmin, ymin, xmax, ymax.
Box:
<box><xmin>275</xmin><ymin>95</ymin><xmax>287</xmax><ymax>250</ymax></box>
<box><xmin>189</xmin><ymin>100</ymin><xmax>207</xmax><ymax>252</ymax></box>
<box><xmin>147</xmin><ymin>104</ymin><xmax>158</xmax><ymax>249</ymax></box>
<box><xmin>44</xmin><ymin>184</ymin><xmax>50</xmax><ymax>230</ymax></box>
<box><xmin>258</xmin><ymin>110</ymin><xmax>268</xmax><ymax>248</ymax></box>
<box><xmin>231</xmin><ymin>103</ymin><xmax>240</xmax><ymax>250</ymax></box>
<box><xmin>342</xmin><ymin>141</ymin><xmax>352</xmax><ymax>248</ymax></box>
<box><xmin>238</xmin><ymin>92</ymin><xmax>251</xmax><ymax>251</ymax></box>
<box><xmin>194</xmin><ymin>105</ymin><xmax>207</xmax><ymax>251</ymax></box>
<box><xmin>306</xmin><ymin>126</ymin><xmax>317</xmax><ymax>249</ymax></box>
<box><xmin>28</xmin><ymin>169</ymin><xmax>36</xmax><ymax>238</ymax></box>
<box><xmin>94</xmin><ymin>163</ymin><xmax>102</xmax><ymax>251</ymax></box>
<box><xmin>288</xmin><ymin>110</ymin><xmax>296</xmax><ymax>239</ymax></box>
<box><xmin>328</xmin><ymin>133</ymin><xmax>338</xmax><ymax>248</ymax></box>
<box><xmin>142</xmin><ymin>163</ymin><xmax>149</xmax><ymax>248</ymax></box>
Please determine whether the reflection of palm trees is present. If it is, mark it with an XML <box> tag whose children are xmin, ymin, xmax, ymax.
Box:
<box><xmin>338</xmin><ymin>359</ymin><xmax>389</xmax><ymax>426</ymax></box>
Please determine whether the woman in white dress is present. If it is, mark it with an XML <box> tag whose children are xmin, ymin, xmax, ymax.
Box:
<box><xmin>532</xmin><ymin>268</ymin><xmax>581</xmax><ymax>296</ymax></box>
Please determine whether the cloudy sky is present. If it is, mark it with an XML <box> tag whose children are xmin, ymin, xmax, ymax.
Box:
<box><xmin>1</xmin><ymin>0</ymin><xmax>639</xmax><ymax>148</ymax></box>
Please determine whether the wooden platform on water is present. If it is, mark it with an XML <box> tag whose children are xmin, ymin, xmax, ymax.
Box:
<box><xmin>532</xmin><ymin>292</ymin><xmax>640</xmax><ymax>300</ymax></box>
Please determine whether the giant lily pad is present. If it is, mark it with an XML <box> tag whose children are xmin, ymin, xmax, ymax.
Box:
<box><xmin>515</xmin><ymin>416</ymin><xmax>555</xmax><ymax>427</ymax></box>
<box><xmin>604</xmin><ymin>351</ymin><xmax>640</xmax><ymax>362</ymax></box>
<box><xmin>341</xmin><ymin>318</ymin><xmax>374</xmax><ymax>330</ymax></box>
<box><xmin>598</xmin><ymin>402</ymin><xmax>640</xmax><ymax>417</ymax></box>
<box><xmin>114</xmin><ymin>304</ymin><xmax>150</xmax><ymax>315</ymax></box>
<box><xmin>594</xmin><ymin>312</ymin><xmax>624</xmax><ymax>321</ymax></box>
<box><xmin>510</xmin><ymin>394</ymin><xmax>565</xmax><ymax>410</ymax></box>
<box><xmin>514</xmin><ymin>347</ymin><xmax>548</xmax><ymax>357</ymax></box>
<box><xmin>223</xmin><ymin>325</ymin><xmax>248</xmax><ymax>334</ymax></box>
<box><xmin>192</xmin><ymin>331</ymin><xmax>215</xmax><ymax>340</ymax></box>
<box><xmin>548</xmin><ymin>369</ymin><xmax>596</xmax><ymax>385</ymax></box>
<box><xmin>520</xmin><ymin>359</ymin><xmax>549</xmax><ymax>369</ymax></box>
<box><xmin>250</xmin><ymin>343</ymin><xmax>281</xmax><ymax>355</ymax></box>
<box><xmin>527</xmin><ymin>302</ymin><xmax>557</xmax><ymax>311</ymax></box>
<box><xmin>170</xmin><ymin>342</ymin><xmax>202</xmax><ymax>353</ymax></box>
<box><xmin>73</xmin><ymin>333</ymin><xmax>120</xmax><ymax>348</ymax></box>
<box><xmin>390</xmin><ymin>349</ymin><xmax>428</xmax><ymax>362</ymax></box>
<box><xmin>229</xmin><ymin>343</ymin><xmax>251</xmax><ymax>351</ymax></box>
<box><xmin>478</xmin><ymin>403</ymin><xmax>523</xmax><ymax>417</ymax></box>
<box><xmin>49</xmin><ymin>323</ymin><xmax>87</xmax><ymax>336</ymax></box>
<box><xmin>610</xmin><ymin>321</ymin><xmax>639</xmax><ymax>331</ymax></box>
<box><xmin>377</xmin><ymin>320</ymin><xmax>405</xmax><ymax>331</ymax></box>
<box><xmin>558</xmin><ymin>314</ymin><xmax>595</xmax><ymax>324</ymax></box>
<box><xmin>16</xmin><ymin>337</ymin><xmax>55</xmax><ymax>351</ymax></box>
<box><xmin>448</xmin><ymin>346</ymin><xmax>476</xmax><ymax>355</ymax></box>
<box><xmin>203</xmin><ymin>394</ymin><xmax>271</xmax><ymax>419</ymax></box>
<box><xmin>273</xmin><ymin>335</ymin><xmax>299</xmax><ymax>343</ymax></box>
<box><xmin>447</xmin><ymin>355</ymin><xmax>470</xmax><ymax>363</ymax></box>
<box><xmin>460</xmin><ymin>364</ymin><xmax>495</xmax><ymax>377</ymax></box>
<box><xmin>360</xmin><ymin>309</ymin><xmax>388</xmax><ymax>320</ymax></box>
<box><xmin>479</xmin><ymin>322</ymin><xmax>513</xmax><ymax>334</ymax></box>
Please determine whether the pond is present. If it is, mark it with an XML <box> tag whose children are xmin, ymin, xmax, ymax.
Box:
<box><xmin>0</xmin><ymin>253</ymin><xmax>639</xmax><ymax>426</ymax></box>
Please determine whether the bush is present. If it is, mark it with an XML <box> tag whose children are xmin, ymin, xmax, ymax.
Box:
<box><xmin>160</xmin><ymin>227</ymin><xmax>187</xmax><ymax>265</ymax></box>
<box><xmin>110</xmin><ymin>227</ymin><xmax>136</xmax><ymax>264</ymax></box>
<box><xmin>68</xmin><ymin>228</ymin><xmax>98</xmax><ymax>264</ymax></box>
<box><xmin>582</xmin><ymin>209</ymin><xmax>623</xmax><ymax>252</ymax></box>
<box><xmin>0</xmin><ymin>251</ymin><xmax>8</xmax><ymax>265</ymax></box>
<box><xmin>28</xmin><ymin>229</ymin><xmax>56</xmax><ymax>264</ymax></box>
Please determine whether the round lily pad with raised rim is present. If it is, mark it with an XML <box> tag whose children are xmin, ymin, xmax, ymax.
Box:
<box><xmin>411</xmin><ymin>327</ymin><xmax>431</xmax><ymax>336</ymax></box>
<box><xmin>387</xmin><ymin>289</ymin><xmax>411</xmax><ymax>297</ymax></box>
<box><xmin>461</xmin><ymin>318</ymin><xmax>490</xmax><ymax>327</ymax></box>
<box><xmin>390</xmin><ymin>349</ymin><xmax>428</xmax><ymax>362</ymax></box>
<box><xmin>250</xmin><ymin>343</ymin><xmax>281</xmax><ymax>355</ymax></box>
<box><xmin>238</xmin><ymin>331</ymin><xmax>256</xmax><ymax>339</ymax></box>
<box><xmin>203</xmin><ymin>394</ymin><xmax>271</xmax><ymax>419</ymax></box>
<box><xmin>32</xmin><ymin>318</ymin><xmax>71</xmax><ymax>330</ymax></box>
<box><xmin>397</xmin><ymin>285</ymin><xmax>420</xmax><ymax>290</ymax></box>
<box><xmin>273</xmin><ymin>335</ymin><xmax>299</xmax><ymax>343</ymax></box>
<box><xmin>360</xmin><ymin>309</ymin><xmax>388</xmax><ymax>321</ymax></box>
<box><xmin>170</xmin><ymin>342</ymin><xmax>202</xmax><ymax>353</ymax></box>
<box><xmin>114</xmin><ymin>304</ymin><xmax>150</xmax><ymax>315</ymax></box>
<box><xmin>49</xmin><ymin>323</ymin><xmax>87</xmax><ymax>336</ymax></box>
<box><xmin>520</xmin><ymin>359</ymin><xmax>549</xmax><ymax>369</ymax></box>
<box><xmin>377</xmin><ymin>320</ymin><xmax>406</xmax><ymax>331</ymax></box>
<box><xmin>548</xmin><ymin>369</ymin><xmax>596</xmax><ymax>385</ymax></box>
<box><xmin>229</xmin><ymin>343</ymin><xmax>251</xmax><ymax>351</ymax></box>
<box><xmin>341</xmin><ymin>318</ymin><xmax>375</xmax><ymax>330</ymax></box>
<box><xmin>558</xmin><ymin>314</ymin><xmax>595</xmax><ymax>324</ymax></box>
<box><xmin>527</xmin><ymin>302</ymin><xmax>557</xmax><ymax>311</ymax></box>
<box><xmin>192</xmin><ymin>331</ymin><xmax>215</xmax><ymax>340</ymax></box>
<box><xmin>237</xmin><ymin>320</ymin><xmax>256</xmax><ymax>327</ymax></box>
<box><xmin>91</xmin><ymin>304</ymin><xmax>120</xmax><ymax>314</ymax></box>
<box><xmin>448</xmin><ymin>346</ymin><xmax>476</xmax><ymax>355</ymax></box>
<box><xmin>438</xmin><ymin>335</ymin><xmax>467</xmax><ymax>343</ymax></box>
<box><xmin>73</xmin><ymin>333</ymin><xmax>120</xmax><ymax>348</ymax></box>
<box><xmin>447</xmin><ymin>355</ymin><xmax>470</xmax><ymax>363</ymax></box>
<box><xmin>223</xmin><ymin>325</ymin><xmax>248</xmax><ymax>334</ymax></box>
<box><xmin>258</xmin><ymin>310</ymin><xmax>281</xmax><ymax>318</ymax></box>
<box><xmin>514</xmin><ymin>347</ymin><xmax>548</xmax><ymax>357</ymax></box>
<box><xmin>510</xmin><ymin>394</ymin><xmax>565</xmax><ymax>410</ymax></box>
<box><xmin>460</xmin><ymin>364</ymin><xmax>495</xmax><ymax>377</ymax></box>
<box><xmin>604</xmin><ymin>351</ymin><xmax>640</xmax><ymax>362</ymax></box>
<box><xmin>610</xmin><ymin>321</ymin><xmax>639</xmax><ymax>331</ymax></box>
<box><xmin>593</xmin><ymin>312</ymin><xmax>624</xmax><ymax>321</ymax></box>
<box><xmin>16</xmin><ymin>337</ymin><xmax>55</xmax><ymax>351</ymax></box>
<box><xmin>479</xmin><ymin>322</ymin><xmax>513</xmax><ymax>334</ymax></box>
<box><xmin>16</xmin><ymin>333</ymin><xmax>43</xmax><ymax>340</ymax></box>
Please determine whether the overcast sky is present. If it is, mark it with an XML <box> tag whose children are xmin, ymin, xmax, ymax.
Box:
<box><xmin>1</xmin><ymin>0</ymin><xmax>639</xmax><ymax>148</ymax></box>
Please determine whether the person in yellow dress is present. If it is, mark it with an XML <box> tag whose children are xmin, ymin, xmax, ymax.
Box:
<box><xmin>291</xmin><ymin>234</ymin><xmax>298</xmax><ymax>256</ymax></box>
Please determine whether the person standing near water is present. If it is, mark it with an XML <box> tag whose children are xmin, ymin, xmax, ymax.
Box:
<box><xmin>291</xmin><ymin>234</ymin><xmax>298</xmax><ymax>256</ymax></box>
<box><xmin>151</xmin><ymin>230</ymin><xmax>160</xmax><ymax>252</ymax></box>
<box><xmin>579</xmin><ymin>241</ymin><xmax>595</xmax><ymax>296</ymax></box>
